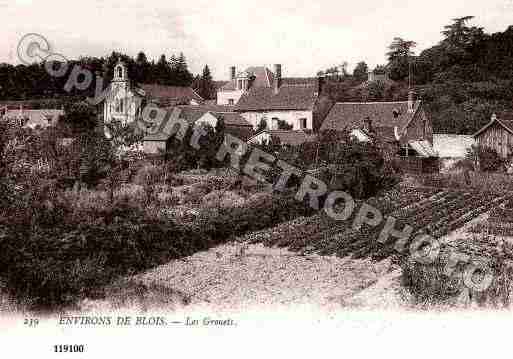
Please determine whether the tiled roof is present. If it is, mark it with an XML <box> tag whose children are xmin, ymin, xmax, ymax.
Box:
<box><xmin>249</xmin><ymin>130</ymin><xmax>317</xmax><ymax>146</ymax></box>
<box><xmin>168</xmin><ymin>106</ymin><xmax>205</xmax><ymax>125</ymax></box>
<box><xmin>235</xmin><ymin>83</ymin><xmax>318</xmax><ymax>111</ymax></box>
<box><xmin>361</xmin><ymin>126</ymin><xmax>398</xmax><ymax>143</ymax></box>
<box><xmin>140</xmin><ymin>84</ymin><xmax>204</xmax><ymax>106</ymax></box>
<box><xmin>210</xmin><ymin>112</ymin><xmax>252</xmax><ymax>127</ymax></box>
<box><xmin>320</xmin><ymin>101</ymin><xmax>421</xmax><ymax>134</ymax></box>
<box><xmin>433</xmin><ymin>134</ymin><xmax>475</xmax><ymax>158</ymax></box>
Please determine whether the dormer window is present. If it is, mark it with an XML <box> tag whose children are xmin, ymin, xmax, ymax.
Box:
<box><xmin>117</xmin><ymin>66</ymin><xmax>123</xmax><ymax>79</ymax></box>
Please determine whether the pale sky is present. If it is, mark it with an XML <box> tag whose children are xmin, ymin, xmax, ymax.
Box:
<box><xmin>1</xmin><ymin>0</ymin><xmax>512</xmax><ymax>80</ymax></box>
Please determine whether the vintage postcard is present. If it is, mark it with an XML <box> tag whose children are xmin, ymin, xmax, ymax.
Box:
<box><xmin>1</xmin><ymin>0</ymin><xmax>513</xmax><ymax>357</ymax></box>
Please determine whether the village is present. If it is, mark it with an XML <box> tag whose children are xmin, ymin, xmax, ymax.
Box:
<box><xmin>2</xmin><ymin>15</ymin><xmax>513</xmax><ymax>315</ymax></box>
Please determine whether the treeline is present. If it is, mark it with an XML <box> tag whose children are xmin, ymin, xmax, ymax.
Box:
<box><xmin>0</xmin><ymin>51</ymin><xmax>216</xmax><ymax>101</ymax></box>
<box><xmin>320</xmin><ymin>17</ymin><xmax>513</xmax><ymax>135</ymax></box>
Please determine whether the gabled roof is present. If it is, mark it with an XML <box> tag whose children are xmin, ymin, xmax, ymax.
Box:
<box><xmin>359</xmin><ymin>126</ymin><xmax>398</xmax><ymax>143</ymax></box>
<box><xmin>320</xmin><ymin>101</ymin><xmax>421</xmax><ymax>135</ymax></box>
<box><xmin>139</xmin><ymin>84</ymin><xmax>204</xmax><ymax>106</ymax></box>
<box><xmin>472</xmin><ymin>112</ymin><xmax>513</xmax><ymax>137</ymax></box>
<box><xmin>235</xmin><ymin>82</ymin><xmax>318</xmax><ymax>112</ymax></box>
<box><xmin>210</xmin><ymin>112</ymin><xmax>252</xmax><ymax>127</ymax></box>
<box><xmin>248</xmin><ymin>130</ymin><xmax>317</xmax><ymax>146</ymax></box>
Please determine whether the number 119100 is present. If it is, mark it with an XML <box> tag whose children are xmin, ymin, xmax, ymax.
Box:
<box><xmin>54</xmin><ymin>345</ymin><xmax>84</xmax><ymax>353</ymax></box>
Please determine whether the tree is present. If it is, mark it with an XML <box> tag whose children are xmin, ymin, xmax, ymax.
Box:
<box><xmin>353</xmin><ymin>61</ymin><xmax>369</xmax><ymax>82</ymax></box>
<box><xmin>172</xmin><ymin>52</ymin><xmax>194</xmax><ymax>86</ymax></box>
<box><xmin>135</xmin><ymin>51</ymin><xmax>150</xmax><ymax>84</ymax></box>
<box><xmin>386</xmin><ymin>37</ymin><xmax>417</xmax><ymax>81</ymax></box>
<box><xmin>466</xmin><ymin>144</ymin><xmax>504</xmax><ymax>172</ymax></box>
<box><xmin>442</xmin><ymin>16</ymin><xmax>484</xmax><ymax>48</ymax></box>
<box><xmin>195</xmin><ymin>65</ymin><xmax>215</xmax><ymax>100</ymax></box>
<box><xmin>60</xmin><ymin>101</ymin><xmax>97</xmax><ymax>133</ymax></box>
<box><xmin>156</xmin><ymin>54</ymin><xmax>171</xmax><ymax>85</ymax></box>
<box><xmin>256</xmin><ymin>119</ymin><xmax>267</xmax><ymax>133</ymax></box>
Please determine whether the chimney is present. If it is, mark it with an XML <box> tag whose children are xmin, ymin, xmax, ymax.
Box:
<box><xmin>274</xmin><ymin>64</ymin><xmax>282</xmax><ymax>94</ymax></box>
<box><xmin>317</xmin><ymin>75</ymin><xmax>325</xmax><ymax>96</ymax></box>
<box><xmin>230</xmin><ymin>66</ymin><xmax>236</xmax><ymax>81</ymax></box>
<box><xmin>491</xmin><ymin>113</ymin><xmax>497</xmax><ymax>121</ymax></box>
<box><xmin>408</xmin><ymin>90</ymin><xmax>416</xmax><ymax>113</ymax></box>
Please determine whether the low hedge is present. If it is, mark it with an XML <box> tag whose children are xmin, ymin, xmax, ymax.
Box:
<box><xmin>0</xmin><ymin>191</ymin><xmax>314</xmax><ymax>308</ymax></box>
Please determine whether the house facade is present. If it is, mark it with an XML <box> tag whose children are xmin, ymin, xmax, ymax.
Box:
<box><xmin>143</xmin><ymin>105</ymin><xmax>253</xmax><ymax>154</ymax></box>
<box><xmin>222</xmin><ymin>64</ymin><xmax>319</xmax><ymax>132</ymax></box>
<box><xmin>473</xmin><ymin>112</ymin><xmax>513</xmax><ymax>159</ymax></box>
<box><xmin>320</xmin><ymin>91</ymin><xmax>438</xmax><ymax>171</ymax></box>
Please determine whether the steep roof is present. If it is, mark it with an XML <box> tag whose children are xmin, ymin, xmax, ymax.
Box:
<box><xmin>140</xmin><ymin>84</ymin><xmax>204</xmax><ymax>106</ymax></box>
<box><xmin>473</xmin><ymin>112</ymin><xmax>513</xmax><ymax>137</ymax></box>
<box><xmin>320</xmin><ymin>101</ymin><xmax>421</xmax><ymax>134</ymax></box>
<box><xmin>249</xmin><ymin>130</ymin><xmax>317</xmax><ymax>146</ymax></box>
<box><xmin>210</xmin><ymin>112</ymin><xmax>252</xmax><ymax>127</ymax></box>
<box><xmin>235</xmin><ymin>83</ymin><xmax>318</xmax><ymax>111</ymax></box>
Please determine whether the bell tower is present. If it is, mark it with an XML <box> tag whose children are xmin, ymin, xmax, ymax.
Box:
<box><xmin>113</xmin><ymin>60</ymin><xmax>128</xmax><ymax>83</ymax></box>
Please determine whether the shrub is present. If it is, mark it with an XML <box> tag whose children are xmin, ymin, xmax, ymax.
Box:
<box><xmin>466</xmin><ymin>144</ymin><xmax>504</xmax><ymax>172</ymax></box>
<box><xmin>400</xmin><ymin>237</ymin><xmax>513</xmax><ymax>308</ymax></box>
<box><xmin>0</xmin><ymin>189</ymin><xmax>315</xmax><ymax>309</ymax></box>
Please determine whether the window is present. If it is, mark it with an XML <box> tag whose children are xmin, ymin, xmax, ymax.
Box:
<box><xmin>120</xmin><ymin>98</ymin><xmax>124</xmax><ymax>113</ymax></box>
<box><xmin>299</xmin><ymin>118</ymin><xmax>307</xmax><ymax>129</ymax></box>
<box><xmin>228</xmin><ymin>99</ymin><xmax>234</xmax><ymax>105</ymax></box>
<box><xmin>117</xmin><ymin>67</ymin><xmax>123</xmax><ymax>79</ymax></box>
<box><xmin>271</xmin><ymin>117</ymin><xmax>279</xmax><ymax>130</ymax></box>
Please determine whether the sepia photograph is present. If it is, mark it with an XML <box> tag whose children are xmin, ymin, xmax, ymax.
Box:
<box><xmin>1</xmin><ymin>0</ymin><xmax>513</xmax><ymax>357</ymax></box>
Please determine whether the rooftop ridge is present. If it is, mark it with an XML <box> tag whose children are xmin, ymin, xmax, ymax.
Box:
<box><xmin>334</xmin><ymin>101</ymin><xmax>414</xmax><ymax>105</ymax></box>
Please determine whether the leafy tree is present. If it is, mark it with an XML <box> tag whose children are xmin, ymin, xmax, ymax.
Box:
<box><xmin>195</xmin><ymin>65</ymin><xmax>215</xmax><ymax>100</ymax></box>
<box><xmin>386</xmin><ymin>37</ymin><xmax>417</xmax><ymax>81</ymax></box>
<box><xmin>353</xmin><ymin>61</ymin><xmax>369</xmax><ymax>82</ymax></box>
<box><xmin>256</xmin><ymin>119</ymin><xmax>267</xmax><ymax>133</ymax></box>
<box><xmin>60</xmin><ymin>101</ymin><xmax>97</xmax><ymax>132</ymax></box>
<box><xmin>466</xmin><ymin>144</ymin><xmax>504</xmax><ymax>172</ymax></box>
<box><xmin>277</xmin><ymin>119</ymin><xmax>293</xmax><ymax>130</ymax></box>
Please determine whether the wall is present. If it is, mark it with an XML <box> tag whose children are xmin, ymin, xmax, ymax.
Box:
<box><xmin>143</xmin><ymin>140</ymin><xmax>166</xmax><ymax>155</ymax></box>
<box><xmin>217</xmin><ymin>89</ymin><xmax>244</xmax><ymax>105</ymax></box>
<box><xmin>240</xmin><ymin>110</ymin><xmax>313</xmax><ymax>131</ymax></box>
<box><xmin>104</xmin><ymin>83</ymin><xmax>141</xmax><ymax>125</ymax></box>
<box><xmin>476</xmin><ymin>122</ymin><xmax>513</xmax><ymax>158</ymax></box>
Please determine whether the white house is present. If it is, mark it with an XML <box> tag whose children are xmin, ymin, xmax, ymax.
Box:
<box><xmin>224</xmin><ymin>64</ymin><xmax>320</xmax><ymax>131</ymax></box>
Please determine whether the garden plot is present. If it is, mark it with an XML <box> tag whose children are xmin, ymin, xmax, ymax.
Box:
<box><xmin>242</xmin><ymin>187</ymin><xmax>508</xmax><ymax>264</ymax></box>
<box><xmin>78</xmin><ymin>243</ymin><xmax>402</xmax><ymax>312</ymax></box>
